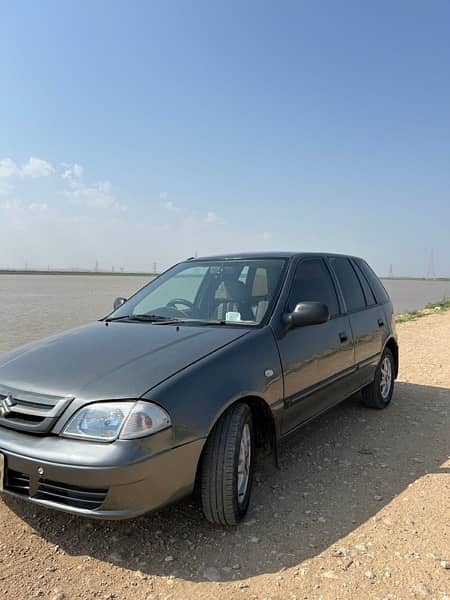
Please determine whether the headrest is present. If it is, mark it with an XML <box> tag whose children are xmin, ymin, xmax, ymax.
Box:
<box><xmin>215</xmin><ymin>278</ymin><xmax>247</xmax><ymax>301</ymax></box>
<box><xmin>252</xmin><ymin>268</ymin><xmax>268</xmax><ymax>296</ymax></box>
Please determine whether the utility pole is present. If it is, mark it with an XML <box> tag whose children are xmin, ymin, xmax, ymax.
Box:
<box><xmin>426</xmin><ymin>249</ymin><xmax>436</xmax><ymax>279</ymax></box>
<box><xmin>153</xmin><ymin>262</ymin><xmax>157</xmax><ymax>274</ymax></box>
<box><xmin>389</xmin><ymin>264</ymin><xmax>393</xmax><ymax>277</ymax></box>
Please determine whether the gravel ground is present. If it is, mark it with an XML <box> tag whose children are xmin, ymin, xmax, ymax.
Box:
<box><xmin>1</xmin><ymin>313</ymin><xmax>449</xmax><ymax>600</ymax></box>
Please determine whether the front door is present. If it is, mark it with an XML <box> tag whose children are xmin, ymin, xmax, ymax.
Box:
<box><xmin>276</xmin><ymin>258</ymin><xmax>355</xmax><ymax>436</ymax></box>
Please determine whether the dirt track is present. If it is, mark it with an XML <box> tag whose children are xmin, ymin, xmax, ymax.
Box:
<box><xmin>1</xmin><ymin>313</ymin><xmax>449</xmax><ymax>600</ymax></box>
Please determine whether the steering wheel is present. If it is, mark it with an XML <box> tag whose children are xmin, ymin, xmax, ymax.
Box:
<box><xmin>166</xmin><ymin>298</ymin><xmax>195</xmax><ymax>314</ymax></box>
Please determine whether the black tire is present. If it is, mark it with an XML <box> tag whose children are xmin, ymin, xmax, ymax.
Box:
<box><xmin>362</xmin><ymin>347</ymin><xmax>395</xmax><ymax>409</ymax></box>
<box><xmin>200</xmin><ymin>403</ymin><xmax>255</xmax><ymax>526</ymax></box>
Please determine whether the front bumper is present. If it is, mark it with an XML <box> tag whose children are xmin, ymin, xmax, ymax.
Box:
<box><xmin>0</xmin><ymin>428</ymin><xmax>205</xmax><ymax>519</ymax></box>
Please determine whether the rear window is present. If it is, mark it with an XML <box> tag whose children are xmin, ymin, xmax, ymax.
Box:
<box><xmin>329</xmin><ymin>257</ymin><xmax>366</xmax><ymax>312</ymax></box>
<box><xmin>355</xmin><ymin>258</ymin><xmax>390</xmax><ymax>304</ymax></box>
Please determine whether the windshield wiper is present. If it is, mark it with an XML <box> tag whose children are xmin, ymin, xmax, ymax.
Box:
<box><xmin>104</xmin><ymin>314</ymin><xmax>180</xmax><ymax>323</ymax></box>
<box><xmin>103</xmin><ymin>315</ymin><xmax>132</xmax><ymax>322</ymax></box>
<box><xmin>105</xmin><ymin>315</ymin><xmax>234</xmax><ymax>326</ymax></box>
<box><xmin>128</xmin><ymin>314</ymin><xmax>181</xmax><ymax>323</ymax></box>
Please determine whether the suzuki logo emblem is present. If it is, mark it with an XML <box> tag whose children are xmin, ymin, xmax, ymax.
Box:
<box><xmin>0</xmin><ymin>395</ymin><xmax>15</xmax><ymax>417</ymax></box>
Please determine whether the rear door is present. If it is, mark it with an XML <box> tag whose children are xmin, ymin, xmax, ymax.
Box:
<box><xmin>276</xmin><ymin>258</ymin><xmax>355</xmax><ymax>435</ymax></box>
<box><xmin>327</xmin><ymin>256</ymin><xmax>385</xmax><ymax>389</ymax></box>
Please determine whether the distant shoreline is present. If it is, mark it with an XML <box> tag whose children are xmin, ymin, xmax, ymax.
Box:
<box><xmin>382</xmin><ymin>276</ymin><xmax>450</xmax><ymax>282</ymax></box>
<box><xmin>0</xmin><ymin>270</ymin><xmax>156</xmax><ymax>277</ymax></box>
<box><xmin>1</xmin><ymin>271</ymin><xmax>449</xmax><ymax>281</ymax></box>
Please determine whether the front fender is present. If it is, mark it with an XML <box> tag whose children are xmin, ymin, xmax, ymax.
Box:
<box><xmin>142</xmin><ymin>327</ymin><xmax>284</xmax><ymax>446</ymax></box>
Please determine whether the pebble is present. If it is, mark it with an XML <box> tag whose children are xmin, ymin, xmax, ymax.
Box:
<box><xmin>373</xmin><ymin>495</ymin><xmax>383</xmax><ymax>501</ymax></box>
<box><xmin>321</xmin><ymin>570</ymin><xmax>338</xmax><ymax>579</ymax></box>
<box><xmin>365</xmin><ymin>570</ymin><xmax>376</xmax><ymax>580</ymax></box>
<box><xmin>135</xmin><ymin>571</ymin><xmax>147</xmax><ymax>580</ymax></box>
<box><xmin>238</xmin><ymin>583</ymin><xmax>249</xmax><ymax>589</ymax></box>
<box><xmin>333</xmin><ymin>547</ymin><xmax>350</xmax><ymax>557</ymax></box>
<box><xmin>164</xmin><ymin>555</ymin><xmax>174</xmax><ymax>562</ymax></box>
<box><xmin>441</xmin><ymin>560</ymin><xmax>450</xmax><ymax>569</ymax></box>
<box><xmin>249</xmin><ymin>536</ymin><xmax>260</xmax><ymax>543</ymax></box>
<box><xmin>51</xmin><ymin>594</ymin><xmax>65</xmax><ymax>600</ymax></box>
<box><xmin>414</xmin><ymin>582</ymin><xmax>431</xmax><ymax>596</ymax></box>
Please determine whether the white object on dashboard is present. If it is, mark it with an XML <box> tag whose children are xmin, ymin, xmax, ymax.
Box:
<box><xmin>225</xmin><ymin>311</ymin><xmax>241</xmax><ymax>321</ymax></box>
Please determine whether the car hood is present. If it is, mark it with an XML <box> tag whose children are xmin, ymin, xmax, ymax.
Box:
<box><xmin>0</xmin><ymin>321</ymin><xmax>249</xmax><ymax>401</ymax></box>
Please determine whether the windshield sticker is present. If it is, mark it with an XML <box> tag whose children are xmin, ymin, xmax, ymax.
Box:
<box><xmin>226</xmin><ymin>311</ymin><xmax>241</xmax><ymax>321</ymax></box>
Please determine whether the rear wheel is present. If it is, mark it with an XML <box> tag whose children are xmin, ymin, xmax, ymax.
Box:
<box><xmin>200</xmin><ymin>403</ymin><xmax>255</xmax><ymax>526</ymax></box>
<box><xmin>362</xmin><ymin>347</ymin><xmax>395</xmax><ymax>409</ymax></box>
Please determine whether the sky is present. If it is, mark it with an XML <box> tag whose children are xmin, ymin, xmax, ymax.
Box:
<box><xmin>1</xmin><ymin>1</ymin><xmax>450</xmax><ymax>276</ymax></box>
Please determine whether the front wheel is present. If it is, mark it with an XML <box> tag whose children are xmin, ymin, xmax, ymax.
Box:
<box><xmin>200</xmin><ymin>403</ymin><xmax>255</xmax><ymax>526</ymax></box>
<box><xmin>362</xmin><ymin>347</ymin><xmax>395</xmax><ymax>409</ymax></box>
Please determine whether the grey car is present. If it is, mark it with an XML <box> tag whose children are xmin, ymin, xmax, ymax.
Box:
<box><xmin>0</xmin><ymin>252</ymin><xmax>398</xmax><ymax>525</ymax></box>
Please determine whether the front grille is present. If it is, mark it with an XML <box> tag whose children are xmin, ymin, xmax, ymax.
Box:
<box><xmin>5</xmin><ymin>469</ymin><xmax>31</xmax><ymax>496</ymax></box>
<box><xmin>35</xmin><ymin>479</ymin><xmax>108</xmax><ymax>510</ymax></box>
<box><xmin>0</xmin><ymin>385</ymin><xmax>73</xmax><ymax>434</ymax></box>
<box><xmin>5</xmin><ymin>469</ymin><xmax>108</xmax><ymax>511</ymax></box>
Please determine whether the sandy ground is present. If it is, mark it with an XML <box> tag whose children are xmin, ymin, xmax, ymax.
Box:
<box><xmin>0</xmin><ymin>313</ymin><xmax>449</xmax><ymax>600</ymax></box>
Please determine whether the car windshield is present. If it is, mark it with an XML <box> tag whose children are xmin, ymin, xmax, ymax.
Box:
<box><xmin>109</xmin><ymin>259</ymin><xmax>287</xmax><ymax>325</ymax></box>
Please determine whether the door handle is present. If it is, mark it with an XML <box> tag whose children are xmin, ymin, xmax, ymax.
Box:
<box><xmin>378</xmin><ymin>318</ymin><xmax>384</xmax><ymax>328</ymax></box>
<box><xmin>339</xmin><ymin>331</ymin><xmax>348</xmax><ymax>343</ymax></box>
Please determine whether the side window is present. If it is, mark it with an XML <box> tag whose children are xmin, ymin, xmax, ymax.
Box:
<box><xmin>355</xmin><ymin>259</ymin><xmax>390</xmax><ymax>304</ymax></box>
<box><xmin>352</xmin><ymin>260</ymin><xmax>376</xmax><ymax>306</ymax></box>
<box><xmin>329</xmin><ymin>257</ymin><xmax>366</xmax><ymax>312</ymax></box>
<box><xmin>288</xmin><ymin>259</ymin><xmax>339</xmax><ymax>316</ymax></box>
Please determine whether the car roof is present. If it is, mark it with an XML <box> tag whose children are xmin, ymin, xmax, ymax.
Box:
<box><xmin>187</xmin><ymin>251</ymin><xmax>364</xmax><ymax>262</ymax></box>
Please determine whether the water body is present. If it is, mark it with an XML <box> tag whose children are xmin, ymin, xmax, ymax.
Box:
<box><xmin>381</xmin><ymin>278</ymin><xmax>450</xmax><ymax>314</ymax></box>
<box><xmin>1</xmin><ymin>274</ymin><xmax>449</xmax><ymax>353</ymax></box>
<box><xmin>0</xmin><ymin>274</ymin><xmax>149</xmax><ymax>353</ymax></box>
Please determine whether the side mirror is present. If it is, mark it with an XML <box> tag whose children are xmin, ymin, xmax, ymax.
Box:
<box><xmin>283</xmin><ymin>301</ymin><xmax>330</xmax><ymax>329</ymax></box>
<box><xmin>113</xmin><ymin>297</ymin><xmax>127</xmax><ymax>310</ymax></box>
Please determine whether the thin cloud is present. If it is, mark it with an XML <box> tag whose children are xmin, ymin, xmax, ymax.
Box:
<box><xmin>60</xmin><ymin>162</ymin><xmax>126</xmax><ymax>211</ymax></box>
<box><xmin>0</xmin><ymin>157</ymin><xmax>54</xmax><ymax>179</ymax></box>
<box><xmin>61</xmin><ymin>163</ymin><xmax>83</xmax><ymax>181</ymax></box>
<box><xmin>28</xmin><ymin>202</ymin><xmax>48</xmax><ymax>212</ymax></box>
<box><xmin>204</xmin><ymin>210</ymin><xmax>226</xmax><ymax>225</ymax></box>
<box><xmin>65</xmin><ymin>178</ymin><xmax>126</xmax><ymax>211</ymax></box>
<box><xmin>21</xmin><ymin>157</ymin><xmax>54</xmax><ymax>178</ymax></box>
<box><xmin>0</xmin><ymin>158</ymin><xmax>20</xmax><ymax>178</ymax></box>
<box><xmin>162</xmin><ymin>199</ymin><xmax>181</xmax><ymax>212</ymax></box>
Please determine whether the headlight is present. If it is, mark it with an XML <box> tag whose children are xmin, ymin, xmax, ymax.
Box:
<box><xmin>61</xmin><ymin>401</ymin><xmax>171</xmax><ymax>442</ymax></box>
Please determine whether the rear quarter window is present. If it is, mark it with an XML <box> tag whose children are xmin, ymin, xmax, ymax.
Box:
<box><xmin>352</xmin><ymin>260</ymin><xmax>377</xmax><ymax>306</ymax></box>
<box><xmin>355</xmin><ymin>258</ymin><xmax>390</xmax><ymax>304</ymax></box>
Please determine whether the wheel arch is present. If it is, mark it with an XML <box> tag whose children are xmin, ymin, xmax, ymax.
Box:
<box><xmin>194</xmin><ymin>394</ymin><xmax>278</xmax><ymax>490</ymax></box>
<box><xmin>384</xmin><ymin>337</ymin><xmax>399</xmax><ymax>378</ymax></box>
